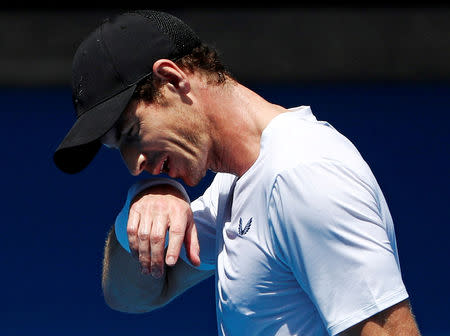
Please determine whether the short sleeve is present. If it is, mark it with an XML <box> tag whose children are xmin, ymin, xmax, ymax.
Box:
<box><xmin>268</xmin><ymin>160</ymin><xmax>409</xmax><ymax>335</ymax></box>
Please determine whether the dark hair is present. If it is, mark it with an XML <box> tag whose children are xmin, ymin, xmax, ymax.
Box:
<box><xmin>132</xmin><ymin>43</ymin><xmax>234</xmax><ymax>103</ymax></box>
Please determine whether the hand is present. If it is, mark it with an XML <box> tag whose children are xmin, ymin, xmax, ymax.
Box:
<box><xmin>127</xmin><ymin>184</ymin><xmax>200</xmax><ymax>278</ymax></box>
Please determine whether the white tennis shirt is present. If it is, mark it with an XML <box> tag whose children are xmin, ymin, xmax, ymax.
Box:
<box><xmin>115</xmin><ymin>106</ymin><xmax>409</xmax><ymax>335</ymax></box>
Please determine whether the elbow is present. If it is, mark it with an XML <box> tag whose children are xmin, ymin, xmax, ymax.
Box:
<box><xmin>103</xmin><ymin>293</ymin><xmax>155</xmax><ymax>314</ymax></box>
<box><xmin>102</xmin><ymin>288</ymin><xmax>159</xmax><ymax>314</ymax></box>
<box><xmin>101</xmin><ymin>227</ymin><xmax>170</xmax><ymax>314</ymax></box>
<box><xmin>102</xmin><ymin>281</ymin><xmax>169</xmax><ymax>314</ymax></box>
<box><xmin>102</xmin><ymin>283</ymin><xmax>133</xmax><ymax>313</ymax></box>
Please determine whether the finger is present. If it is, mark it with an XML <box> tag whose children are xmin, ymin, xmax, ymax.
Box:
<box><xmin>127</xmin><ymin>208</ymin><xmax>140</xmax><ymax>259</ymax></box>
<box><xmin>137</xmin><ymin>212</ymin><xmax>152</xmax><ymax>275</ymax></box>
<box><xmin>150</xmin><ymin>215</ymin><xmax>169</xmax><ymax>279</ymax></box>
<box><xmin>165</xmin><ymin>210</ymin><xmax>188</xmax><ymax>267</ymax></box>
<box><xmin>184</xmin><ymin>218</ymin><xmax>201</xmax><ymax>267</ymax></box>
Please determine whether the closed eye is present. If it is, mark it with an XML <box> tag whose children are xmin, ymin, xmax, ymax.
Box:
<box><xmin>124</xmin><ymin>123</ymin><xmax>140</xmax><ymax>142</ymax></box>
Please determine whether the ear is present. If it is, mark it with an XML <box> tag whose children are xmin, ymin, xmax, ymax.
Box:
<box><xmin>152</xmin><ymin>59</ymin><xmax>190</xmax><ymax>94</ymax></box>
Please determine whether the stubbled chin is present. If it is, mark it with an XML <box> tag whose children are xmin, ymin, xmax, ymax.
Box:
<box><xmin>183</xmin><ymin>175</ymin><xmax>201</xmax><ymax>187</ymax></box>
<box><xmin>184</xmin><ymin>169</ymin><xmax>207</xmax><ymax>187</ymax></box>
<box><xmin>185</xmin><ymin>180</ymin><xmax>197</xmax><ymax>187</ymax></box>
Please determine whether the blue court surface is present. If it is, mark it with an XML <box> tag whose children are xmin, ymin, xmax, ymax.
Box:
<box><xmin>1</xmin><ymin>81</ymin><xmax>449</xmax><ymax>335</ymax></box>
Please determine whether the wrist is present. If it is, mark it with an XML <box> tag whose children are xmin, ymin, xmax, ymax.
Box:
<box><xmin>115</xmin><ymin>178</ymin><xmax>190</xmax><ymax>253</ymax></box>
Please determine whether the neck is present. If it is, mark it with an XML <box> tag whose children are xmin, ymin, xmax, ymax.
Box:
<box><xmin>205</xmin><ymin>80</ymin><xmax>286</xmax><ymax>177</ymax></box>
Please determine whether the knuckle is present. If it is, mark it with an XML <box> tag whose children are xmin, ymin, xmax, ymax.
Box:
<box><xmin>139</xmin><ymin>255</ymin><xmax>150</xmax><ymax>264</ymax></box>
<box><xmin>151</xmin><ymin>199</ymin><xmax>167</xmax><ymax>213</ymax></box>
<box><xmin>175</xmin><ymin>200</ymin><xmax>189</xmax><ymax>210</ymax></box>
<box><xmin>138</xmin><ymin>246</ymin><xmax>150</xmax><ymax>255</ymax></box>
<box><xmin>151</xmin><ymin>251</ymin><xmax>162</xmax><ymax>261</ymax></box>
<box><xmin>150</xmin><ymin>233</ymin><xmax>165</xmax><ymax>245</ymax></box>
<box><xmin>182</xmin><ymin>207</ymin><xmax>194</xmax><ymax>220</ymax></box>
<box><xmin>169</xmin><ymin>227</ymin><xmax>185</xmax><ymax>236</ymax></box>
<box><xmin>127</xmin><ymin>226</ymin><xmax>137</xmax><ymax>236</ymax></box>
<box><xmin>151</xmin><ymin>262</ymin><xmax>162</xmax><ymax>271</ymax></box>
<box><xmin>138</xmin><ymin>233</ymin><xmax>150</xmax><ymax>242</ymax></box>
<box><xmin>129</xmin><ymin>202</ymin><xmax>142</xmax><ymax>213</ymax></box>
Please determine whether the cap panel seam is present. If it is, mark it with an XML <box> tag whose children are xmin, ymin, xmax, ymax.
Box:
<box><xmin>75</xmin><ymin>23</ymin><xmax>128</xmax><ymax>119</ymax></box>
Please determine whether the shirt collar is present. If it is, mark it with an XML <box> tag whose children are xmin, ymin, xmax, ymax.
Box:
<box><xmin>288</xmin><ymin>105</ymin><xmax>317</xmax><ymax>122</ymax></box>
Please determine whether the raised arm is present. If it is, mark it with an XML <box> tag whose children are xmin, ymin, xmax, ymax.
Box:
<box><xmin>101</xmin><ymin>183</ymin><xmax>214</xmax><ymax>313</ymax></box>
<box><xmin>102</xmin><ymin>225</ymin><xmax>213</xmax><ymax>313</ymax></box>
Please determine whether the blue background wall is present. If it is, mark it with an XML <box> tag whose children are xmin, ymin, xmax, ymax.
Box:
<box><xmin>1</xmin><ymin>81</ymin><xmax>449</xmax><ymax>335</ymax></box>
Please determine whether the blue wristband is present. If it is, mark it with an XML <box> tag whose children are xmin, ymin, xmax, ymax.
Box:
<box><xmin>114</xmin><ymin>178</ymin><xmax>190</xmax><ymax>253</ymax></box>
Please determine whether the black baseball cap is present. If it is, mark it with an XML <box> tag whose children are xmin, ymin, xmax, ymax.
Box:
<box><xmin>53</xmin><ymin>10</ymin><xmax>201</xmax><ymax>174</ymax></box>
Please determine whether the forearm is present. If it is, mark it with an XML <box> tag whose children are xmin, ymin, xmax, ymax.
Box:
<box><xmin>102</xmin><ymin>226</ymin><xmax>168</xmax><ymax>313</ymax></box>
<box><xmin>101</xmin><ymin>225</ymin><xmax>214</xmax><ymax>313</ymax></box>
<box><xmin>340</xmin><ymin>300</ymin><xmax>421</xmax><ymax>336</ymax></box>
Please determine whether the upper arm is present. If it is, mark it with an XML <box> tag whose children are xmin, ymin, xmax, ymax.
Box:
<box><xmin>268</xmin><ymin>161</ymin><xmax>409</xmax><ymax>334</ymax></box>
<box><xmin>102</xmin><ymin>225</ymin><xmax>213</xmax><ymax>313</ymax></box>
<box><xmin>340</xmin><ymin>299</ymin><xmax>421</xmax><ymax>336</ymax></box>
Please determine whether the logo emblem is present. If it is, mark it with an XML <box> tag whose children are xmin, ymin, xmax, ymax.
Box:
<box><xmin>238</xmin><ymin>217</ymin><xmax>253</xmax><ymax>235</ymax></box>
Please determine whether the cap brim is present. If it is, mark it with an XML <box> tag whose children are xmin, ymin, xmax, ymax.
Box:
<box><xmin>53</xmin><ymin>84</ymin><xmax>136</xmax><ymax>174</ymax></box>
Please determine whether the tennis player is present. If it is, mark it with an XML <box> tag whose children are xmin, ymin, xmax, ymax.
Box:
<box><xmin>53</xmin><ymin>10</ymin><xmax>421</xmax><ymax>336</ymax></box>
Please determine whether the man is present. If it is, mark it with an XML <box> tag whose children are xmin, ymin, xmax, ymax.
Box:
<box><xmin>53</xmin><ymin>10</ymin><xmax>421</xmax><ymax>336</ymax></box>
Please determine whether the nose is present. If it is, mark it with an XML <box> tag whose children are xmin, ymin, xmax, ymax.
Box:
<box><xmin>119</xmin><ymin>145</ymin><xmax>147</xmax><ymax>176</ymax></box>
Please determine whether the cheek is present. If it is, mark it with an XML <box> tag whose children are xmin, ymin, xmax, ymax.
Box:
<box><xmin>118</xmin><ymin>144</ymin><xmax>143</xmax><ymax>173</ymax></box>
<box><xmin>137</xmin><ymin>128</ymin><xmax>167</xmax><ymax>151</ymax></box>
<box><xmin>138</xmin><ymin>120</ymin><xmax>206</xmax><ymax>161</ymax></box>
<box><xmin>120</xmin><ymin>144</ymin><xmax>138</xmax><ymax>160</ymax></box>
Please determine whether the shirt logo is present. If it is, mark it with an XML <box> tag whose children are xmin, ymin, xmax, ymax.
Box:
<box><xmin>238</xmin><ymin>217</ymin><xmax>253</xmax><ymax>235</ymax></box>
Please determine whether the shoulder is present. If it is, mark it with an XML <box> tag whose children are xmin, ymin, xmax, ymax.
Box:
<box><xmin>260</xmin><ymin>108</ymin><xmax>363</xmax><ymax>173</ymax></box>
<box><xmin>260</xmin><ymin>109</ymin><xmax>377</xmax><ymax>193</ymax></box>
<box><xmin>270</xmin><ymin>157</ymin><xmax>379</xmax><ymax>208</ymax></box>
